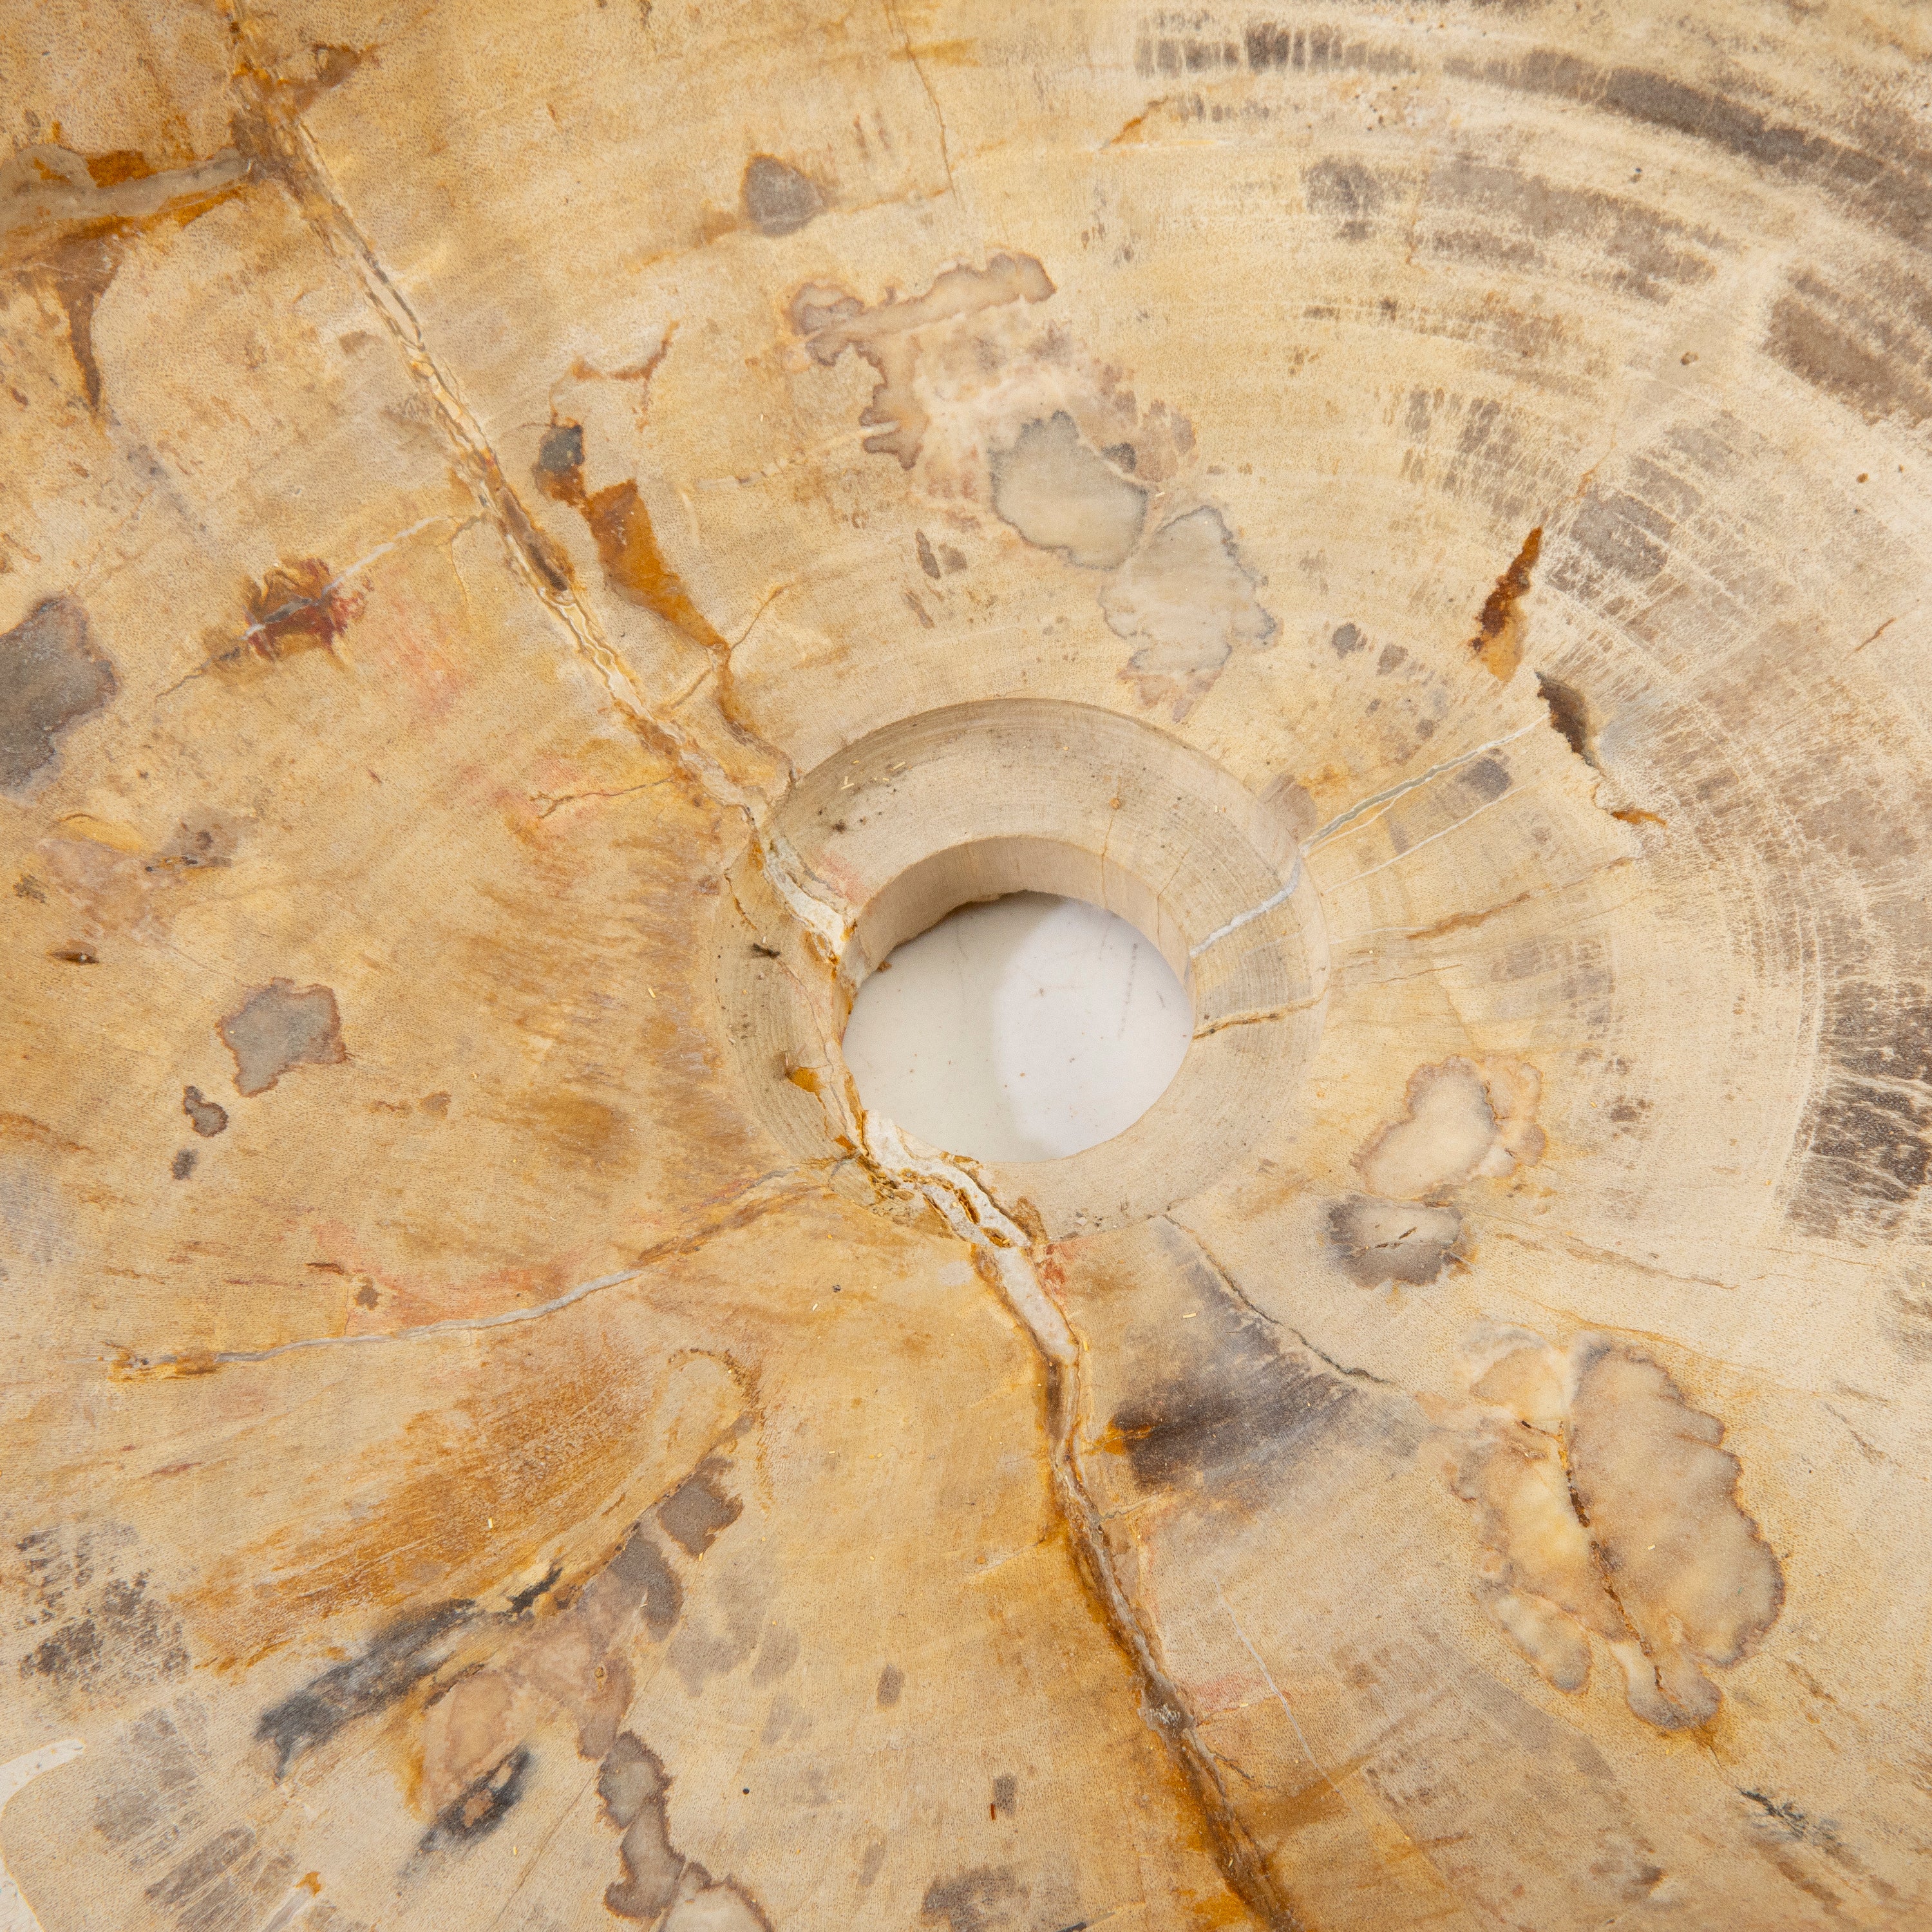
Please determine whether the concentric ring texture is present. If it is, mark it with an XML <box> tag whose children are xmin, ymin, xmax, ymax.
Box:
<box><xmin>2</xmin><ymin>3</ymin><xmax>1929</xmax><ymax>1928</ymax></box>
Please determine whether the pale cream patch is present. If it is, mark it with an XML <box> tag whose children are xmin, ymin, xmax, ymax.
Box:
<box><xmin>788</xmin><ymin>253</ymin><xmax>1056</xmax><ymax>468</ymax></box>
<box><xmin>0</xmin><ymin>1739</ymin><xmax>84</xmax><ymax>1932</ymax></box>
<box><xmin>661</xmin><ymin>1877</ymin><xmax>770</xmax><ymax>1931</ymax></box>
<box><xmin>1356</xmin><ymin>1057</ymin><xmax>1544</xmax><ymax>1200</ymax></box>
<box><xmin>418</xmin><ymin>1670</ymin><xmax>538</xmax><ymax>1816</ymax></box>
<box><xmin>1567</xmin><ymin>1342</ymin><xmax>1786</xmax><ymax>1724</ymax></box>
<box><xmin>1469</xmin><ymin>1059</ymin><xmax>1544</xmax><ymax>1178</ymax></box>
<box><xmin>1103</xmin><ymin>506</ymin><xmax>1277</xmax><ymax>720</ymax></box>
<box><xmin>1442</xmin><ymin>1330</ymin><xmax>1783</xmax><ymax>1728</ymax></box>
<box><xmin>788</xmin><ymin>252</ymin><xmax>1197</xmax><ymax>519</ymax></box>
<box><xmin>35</xmin><ymin>813</ymin><xmax>238</xmax><ymax>945</ymax></box>
<box><xmin>989</xmin><ymin>412</ymin><xmax>1147</xmax><ymax>569</ymax></box>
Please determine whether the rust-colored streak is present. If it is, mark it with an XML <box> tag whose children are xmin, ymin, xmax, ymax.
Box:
<box><xmin>169</xmin><ymin>1201</ymin><xmax>794</xmax><ymax>1670</ymax></box>
<box><xmin>83</xmin><ymin>151</ymin><xmax>154</xmax><ymax>189</ymax></box>
<box><xmin>531</xmin><ymin>421</ymin><xmax>780</xmax><ymax>757</ymax></box>
<box><xmin>583</xmin><ymin>480</ymin><xmax>730</xmax><ymax>654</ymax></box>
<box><xmin>1468</xmin><ymin>526</ymin><xmax>1543</xmax><ymax>680</ymax></box>
<box><xmin>533</xmin><ymin>428</ymin><xmax>725</xmax><ymax>653</ymax></box>
<box><xmin>229</xmin><ymin>44</ymin><xmax>370</xmax><ymax>175</ymax></box>
<box><xmin>569</xmin><ymin>324</ymin><xmax>676</xmax><ymax>425</ymax></box>
<box><xmin>3</xmin><ymin>145</ymin><xmax>254</xmax><ymax>412</ymax></box>
<box><xmin>236</xmin><ymin>559</ymin><xmax>363</xmax><ymax>663</ymax></box>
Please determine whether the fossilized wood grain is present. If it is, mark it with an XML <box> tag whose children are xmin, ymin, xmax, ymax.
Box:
<box><xmin>3</xmin><ymin>1</ymin><xmax>1931</xmax><ymax>1927</ymax></box>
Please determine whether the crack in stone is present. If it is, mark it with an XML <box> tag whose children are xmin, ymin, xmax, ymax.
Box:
<box><xmin>1162</xmin><ymin>1215</ymin><xmax>1401</xmax><ymax>1388</ymax></box>
<box><xmin>759</xmin><ymin>828</ymin><xmax>857</xmax><ymax>963</ymax></box>
<box><xmin>1192</xmin><ymin>989</ymin><xmax>1327</xmax><ymax>1039</ymax></box>
<box><xmin>227</xmin><ymin>37</ymin><xmax>761</xmax><ymax>822</ymax></box>
<box><xmin>1188</xmin><ymin>851</ymin><xmax>1303</xmax><ymax>961</ymax></box>
<box><xmin>1326</xmin><ymin>782</ymin><xmax>1521</xmax><ymax>892</ymax></box>
<box><xmin>225</xmin><ymin>32</ymin><xmax>1280</xmax><ymax>1917</ymax></box>
<box><xmin>759</xmin><ymin>978</ymin><xmax>1296</xmax><ymax>1925</ymax></box>
<box><xmin>1305</xmin><ymin>721</ymin><xmax>1540</xmax><ymax>852</ymax></box>
<box><xmin>917</xmin><ymin>1157</ymin><xmax>1299</xmax><ymax>1929</ymax></box>
<box><xmin>1481</xmin><ymin>1218</ymin><xmax>1740</xmax><ymax>1294</ymax></box>
<box><xmin>881</xmin><ymin>0</ymin><xmax>958</xmax><ymax>197</ymax></box>
<box><xmin>109</xmin><ymin>1169</ymin><xmax>815</xmax><ymax>1378</ymax></box>
<box><xmin>227</xmin><ymin>30</ymin><xmax>858</xmax><ymax>1053</ymax></box>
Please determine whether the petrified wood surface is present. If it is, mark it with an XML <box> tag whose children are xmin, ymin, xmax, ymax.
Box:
<box><xmin>3</xmin><ymin>3</ymin><xmax>1930</xmax><ymax>1927</ymax></box>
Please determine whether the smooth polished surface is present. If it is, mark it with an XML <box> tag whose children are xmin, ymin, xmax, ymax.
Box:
<box><xmin>841</xmin><ymin>891</ymin><xmax>1193</xmax><ymax>1162</ymax></box>
<box><xmin>4</xmin><ymin>3</ymin><xmax>1931</xmax><ymax>1929</ymax></box>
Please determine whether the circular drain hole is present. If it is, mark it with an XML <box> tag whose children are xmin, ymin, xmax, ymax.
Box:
<box><xmin>841</xmin><ymin>890</ymin><xmax>1193</xmax><ymax>1163</ymax></box>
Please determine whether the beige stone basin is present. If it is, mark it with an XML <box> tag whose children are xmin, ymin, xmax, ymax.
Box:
<box><xmin>3</xmin><ymin>3</ymin><xmax>1929</xmax><ymax>1927</ymax></box>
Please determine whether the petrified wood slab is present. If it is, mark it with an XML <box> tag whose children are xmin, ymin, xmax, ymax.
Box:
<box><xmin>3</xmin><ymin>3</ymin><xmax>1929</xmax><ymax>1928</ymax></box>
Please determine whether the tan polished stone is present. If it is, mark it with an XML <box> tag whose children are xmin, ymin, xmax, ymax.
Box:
<box><xmin>3</xmin><ymin>3</ymin><xmax>1931</xmax><ymax>1927</ymax></box>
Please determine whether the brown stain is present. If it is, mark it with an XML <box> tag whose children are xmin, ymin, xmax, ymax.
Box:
<box><xmin>140</xmin><ymin>1820</ymin><xmax>295</xmax><ymax>1931</ymax></box>
<box><xmin>184</xmin><ymin>1354</ymin><xmax>748</xmax><ymax>1674</ymax></box>
<box><xmin>1765</xmin><ymin>280</ymin><xmax>1932</xmax><ymax>428</ymax></box>
<box><xmin>1326</xmin><ymin>1195</ymin><xmax>1464</xmax><ymax>1287</ymax></box>
<box><xmin>1468</xmin><ymin>526</ymin><xmax>1542</xmax><ymax>679</ymax></box>
<box><xmin>533</xmin><ymin>421</ymin><xmax>772</xmax><ymax>746</ymax></box>
<box><xmin>598</xmin><ymin>1728</ymin><xmax>775</xmax><ymax>1926</ymax></box>
<box><xmin>1536</xmin><ymin>672</ymin><xmax>1594</xmax><ymax>765</ymax></box>
<box><xmin>1461</xmin><ymin>47</ymin><xmax>1932</xmax><ymax>260</ymax></box>
<box><xmin>1216</xmin><ymin>1745</ymin><xmax>1363</xmax><ymax>1847</ymax></box>
<box><xmin>522</xmin><ymin>1088</ymin><xmax>634</xmax><ymax>1168</ymax></box>
<box><xmin>1305</xmin><ymin>157</ymin><xmax>1385</xmax><ymax>239</ymax></box>
<box><xmin>223</xmin><ymin>43</ymin><xmax>372</xmax><ymax>212</ymax></box>
<box><xmin>15</xmin><ymin>1530</ymin><xmax>190</xmax><ymax>1701</ymax></box>
<box><xmin>658</xmin><ymin>1455</ymin><xmax>744</xmax><ymax>1557</ymax></box>
<box><xmin>1422</xmin><ymin>158</ymin><xmax>1719</xmax><ymax>303</ymax></box>
<box><xmin>109</xmin><ymin>1348</ymin><xmax>221</xmax><ymax>1381</ymax></box>
<box><xmin>231</xmin><ymin>559</ymin><xmax>364</xmax><ymax>665</ymax></box>
<box><xmin>415</xmin><ymin>1544</ymin><xmax>729</xmax><ymax>1850</ymax></box>
<box><xmin>1793</xmin><ymin>980</ymin><xmax>1932</xmax><ymax>1235</ymax></box>
<box><xmin>41</xmin><ymin>231</ymin><xmax>120</xmax><ymax>414</ymax></box>
<box><xmin>920</xmin><ymin>1866</ymin><xmax>1024</xmax><ymax>1931</ymax></box>
<box><xmin>1</xmin><ymin>144</ymin><xmax>255</xmax><ymax>412</ymax></box>
<box><xmin>741</xmin><ymin>155</ymin><xmax>823</xmax><ymax>236</ymax></box>
<box><xmin>217</xmin><ymin>979</ymin><xmax>346</xmax><ymax>1097</ymax></box>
